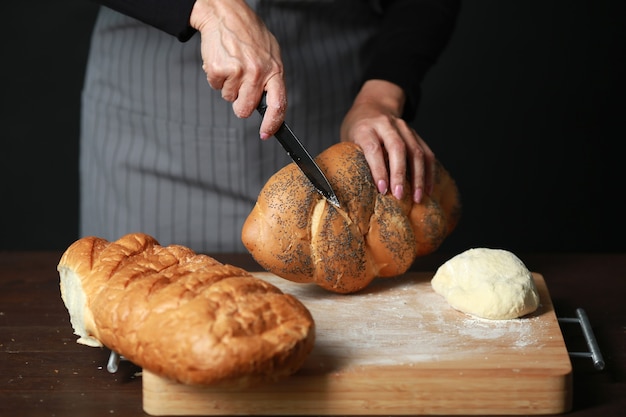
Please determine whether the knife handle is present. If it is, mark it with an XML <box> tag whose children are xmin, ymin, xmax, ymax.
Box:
<box><xmin>256</xmin><ymin>92</ymin><xmax>293</xmax><ymax>155</ymax></box>
<box><xmin>256</xmin><ymin>92</ymin><xmax>268</xmax><ymax>117</ymax></box>
<box><xmin>255</xmin><ymin>92</ymin><xmax>296</xmax><ymax>159</ymax></box>
<box><xmin>255</xmin><ymin>92</ymin><xmax>289</xmax><ymax>150</ymax></box>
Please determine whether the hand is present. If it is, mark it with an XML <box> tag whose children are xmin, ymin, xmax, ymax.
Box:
<box><xmin>340</xmin><ymin>80</ymin><xmax>435</xmax><ymax>204</ymax></box>
<box><xmin>190</xmin><ymin>0</ymin><xmax>287</xmax><ymax>138</ymax></box>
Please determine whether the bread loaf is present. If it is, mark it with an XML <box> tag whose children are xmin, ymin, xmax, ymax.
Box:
<box><xmin>57</xmin><ymin>233</ymin><xmax>315</xmax><ymax>386</ymax></box>
<box><xmin>242</xmin><ymin>142</ymin><xmax>461</xmax><ymax>294</ymax></box>
<box><xmin>432</xmin><ymin>248</ymin><xmax>539</xmax><ymax>320</ymax></box>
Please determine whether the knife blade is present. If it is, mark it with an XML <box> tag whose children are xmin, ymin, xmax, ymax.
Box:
<box><xmin>257</xmin><ymin>94</ymin><xmax>341</xmax><ymax>208</ymax></box>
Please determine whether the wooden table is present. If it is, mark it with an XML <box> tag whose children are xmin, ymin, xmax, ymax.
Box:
<box><xmin>1</xmin><ymin>251</ymin><xmax>624</xmax><ymax>416</ymax></box>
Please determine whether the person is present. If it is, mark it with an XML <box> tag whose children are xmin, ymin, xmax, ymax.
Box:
<box><xmin>80</xmin><ymin>0</ymin><xmax>460</xmax><ymax>253</ymax></box>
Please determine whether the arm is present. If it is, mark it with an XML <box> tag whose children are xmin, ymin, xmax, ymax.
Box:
<box><xmin>94</xmin><ymin>0</ymin><xmax>198</xmax><ymax>41</ymax></box>
<box><xmin>341</xmin><ymin>0</ymin><xmax>460</xmax><ymax>203</ymax></box>
<box><xmin>92</xmin><ymin>0</ymin><xmax>287</xmax><ymax>138</ymax></box>
<box><xmin>364</xmin><ymin>0</ymin><xmax>461</xmax><ymax>121</ymax></box>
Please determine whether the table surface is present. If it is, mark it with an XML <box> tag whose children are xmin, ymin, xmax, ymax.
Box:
<box><xmin>1</xmin><ymin>250</ymin><xmax>624</xmax><ymax>417</ymax></box>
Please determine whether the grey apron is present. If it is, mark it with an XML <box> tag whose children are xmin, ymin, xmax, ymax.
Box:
<box><xmin>80</xmin><ymin>1</ymin><xmax>381</xmax><ymax>252</ymax></box>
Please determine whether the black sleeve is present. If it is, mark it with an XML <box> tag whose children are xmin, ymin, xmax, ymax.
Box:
<box><xmin>94</xmin><ymin>0</ymin><xmax>198</xmax><ymax>41</ymax></box>
<box><xmin>363</xmin><ymin>0</ymin><xmax>461</xmax><ymax>121</ymax></box>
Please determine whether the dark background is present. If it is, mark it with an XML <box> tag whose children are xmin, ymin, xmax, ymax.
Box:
<box><xmin>2</xmin><ymin>0</ymin><xmax>625</xmax><ymax>253</ymax></box>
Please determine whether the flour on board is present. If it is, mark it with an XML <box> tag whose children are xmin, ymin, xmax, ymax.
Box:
<box><xmin>256</xmin><ymin>273</ymin><xmax>545</xmax><ymax>371</ymax></box>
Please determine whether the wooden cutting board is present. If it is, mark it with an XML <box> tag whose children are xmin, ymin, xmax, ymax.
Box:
<box><xmin>143</xmin><ymin>272</ymin><xmax>572</xmax><ymax>415</ymax></box>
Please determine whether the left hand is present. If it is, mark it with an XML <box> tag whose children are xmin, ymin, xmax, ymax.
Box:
<box><xmin>340</xmin><ymin>80</ymin><xmax>436</xmax><ymax>204</ymax></box>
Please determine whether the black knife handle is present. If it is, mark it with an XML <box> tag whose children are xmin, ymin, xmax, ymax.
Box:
<box><xmin>256</xmin><ymin>92</ymin><xmax>268</xmax><ymax>116</ymax></box>
<box><xmin>256</xmin><ymin>92</ymin><xmax>294</xmax><ymax>157</ymax></box>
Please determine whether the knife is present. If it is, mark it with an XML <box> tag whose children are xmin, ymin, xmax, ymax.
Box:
<box><xmin>257</xmin><ymin>94</ymin><xmax>341</xmax><ymax>208</ymax></box>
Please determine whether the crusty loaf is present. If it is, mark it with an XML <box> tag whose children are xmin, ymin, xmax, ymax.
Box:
<box><xmin>241</xmin><ymin>142</ymin><xmax>461</xmax><ymax>294</ymax></box>
<box><xmin>57</xmin><ymin>233</ymin><xmax>315</xmax><ymax>386</ymax></box>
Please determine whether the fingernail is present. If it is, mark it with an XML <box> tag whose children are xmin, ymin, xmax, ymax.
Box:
<box><xmin>393</xmin><ymin>184</ymin><xmax>404</xmax><ymax>200</ymax></box>
<box><xmin>377</xmin><ymin>180</ymin><xmax>387</xmax><ymax>194</ymax></box>
<box><xmin>414</xmin><ymin>187</ymin><xmax>423</xmax><ymax>204</ymax></box>
<box><xmin>260</xmin><ymin>132</ymin><xmax>270</xmax><ymax>140</ymax></box>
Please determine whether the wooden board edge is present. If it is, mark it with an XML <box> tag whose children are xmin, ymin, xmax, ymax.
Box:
<box><xmin>141</xmin><ymin>272</ymin><xmax>573</xmax><ymax>416</ymax></box>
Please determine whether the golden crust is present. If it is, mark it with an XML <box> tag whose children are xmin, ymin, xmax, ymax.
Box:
<box><xmin>242</xmin><ymin>142</ymin><xmax>461</xmax><ymax>294</ymax></box>
<box><xmin>58</xmin><ymin>233</ymin><xmax>315</xmax><ymax>386</ymax></box>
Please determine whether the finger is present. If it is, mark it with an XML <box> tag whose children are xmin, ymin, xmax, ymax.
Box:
<box><xmin>381</xmin><ymin>130</ymin><xmax>408</xmax><ymax>201</ymax></box>
<box><xmin>219</xmin><ymin>66</ymin><xmax>244</xmax><ymax>103</ymax></box>
<box><xmin>356</xmin><ymin>136</ymin><xmax>389</xmax><ymax>195</ymax></box>
<box><xmin>206</xmin><ymin>75</ymin><xmax>226</xmax><ymax>91</ymax></box>
<box><xmin>259</xmin><ymin>76</ymin><xmax>287</xmax><ymax>139</ymax></box>
<box><xmin>231</xmin><ymin>59</ymin><xmax>269</xmax><ymax>118</ymax></box>
<box><xmin>412</xmin><ymin>131</ymin><xmax>436</xmax><ymax>197</ymax></box>
<box><xmin>203</xmin><ymin>59</ymin><xmax>235</xmax><ymax>93</ymax></box>
<box><xmin>392</xmin><ymin>122</ymin><xmax>423</xmax><ymax>202</ymax></box>
<box><xmin>401</xmin><ymin>127</ymin><xmax>436</xmax><ymax>203</ymax></box>
<box><xmin>232</xmin><ymin>81</ymin><xmax>263</xmax><ymax>119</ymax></box>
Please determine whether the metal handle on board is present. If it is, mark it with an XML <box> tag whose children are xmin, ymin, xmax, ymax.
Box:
<box><xmin>558</xmin><ymin>308</ymin><xmax>605</xmax><ymax>370</ymax></box>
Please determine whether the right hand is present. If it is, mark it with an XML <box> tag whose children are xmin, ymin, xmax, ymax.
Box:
<box><xmin>190</xmin><ymin>0</ymin><xmax>287</xmax><ymax>139</ymax></box>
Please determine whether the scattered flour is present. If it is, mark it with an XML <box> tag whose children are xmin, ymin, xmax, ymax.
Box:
<box><xmin>256</xmin><ymin>273</ymin><xmax>546</xmax><ymax>371</ymax></box>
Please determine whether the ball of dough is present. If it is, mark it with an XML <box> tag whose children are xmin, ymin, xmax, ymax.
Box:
<box><xmin>431</xmin><ymin>248</ymin><xmax>540</xmax><ymax>320</ymax></box>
